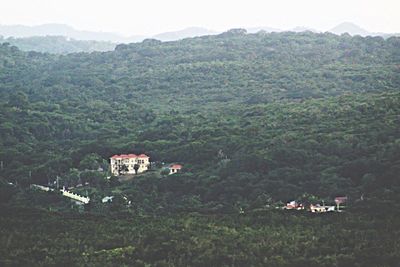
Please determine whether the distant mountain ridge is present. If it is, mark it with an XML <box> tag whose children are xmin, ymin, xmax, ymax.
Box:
<box><xmin>328</xmin><ymin>22</ymin><xmax>370</xmax><ymax>36</ymax></box>
<box><xmin>0</xmin><ymin>23</ymin><xmax>398</xmax><ymax>46</ymax></box>
<box><xmin>152</xmin><ymin>27</ymin><xmax>217</xmax><ymax>41</ymax></box>
<box><xmin>0</xmin><ymin>35</ymin><xmax>116</xmax><ymax>54</ymax></box>
<box><xmin>290</xmin><ymin>26</ymin><xmax>318</xmax><ymax>33</ymax></box>
<box><xmin>246</xmin><ymin>26</ymin><xmax>281</xmax><ymax>33</ymax></box>
<box><xmin>0</xmin><ymin>23</ymin><xmax>144</xmax><ymax>43</ymax></box>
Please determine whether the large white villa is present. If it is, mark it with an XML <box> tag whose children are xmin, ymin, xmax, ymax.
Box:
<box><xmin>110</xmin><ymin>154</ymin><xmax>150</xmax><ymax>176</ymax></box>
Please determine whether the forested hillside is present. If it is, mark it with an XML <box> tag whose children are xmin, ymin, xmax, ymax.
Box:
<box><xmin>1</xmin><ymin>29</ymin><xmax>400</xmax><ymax>266</ymax></box>
<box><xmin>1</xmin><ymin>30</ymin><xmax>400</xmax><ymax>206</ymax></box>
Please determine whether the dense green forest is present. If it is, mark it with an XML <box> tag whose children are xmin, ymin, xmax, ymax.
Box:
<box><xmin>1</xmin><ymin>203</ymin><xmax>400</xmax><ymax>266</ymax></box>
<box><xmin>0</xmin><ymin>35</ymin><xmax>116</xmax><ymax>54</ymax></box>
<box><xmin>1</xmin><ymin>30</ymin><xmax>400</xmax><ymax>265</ymax></box>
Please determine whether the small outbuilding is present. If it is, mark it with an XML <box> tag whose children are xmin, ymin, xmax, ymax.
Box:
<box><xmin>169</xmin><ymin>164</ymin><xmax>182</xmax><ymax>175</ymax></box>
<box><xmin>284</xmin><ymin>200</ymin><xmax>304</xmax><ymax>210</ymax></box>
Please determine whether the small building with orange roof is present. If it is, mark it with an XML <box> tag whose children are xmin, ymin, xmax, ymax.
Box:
<box><xmin>169</xmin><ymin>164</ymin><xmax>182</xmax><ymax>175</ymax></box>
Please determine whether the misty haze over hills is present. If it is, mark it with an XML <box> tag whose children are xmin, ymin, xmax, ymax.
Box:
<box><xmin>1</xmin><ymin>22</ymin><xmax>399</xmax><ymax>54</ymax></box>
<box><xmin>329</xmin><ymin>22</ymin><xmax>370</xmax><ymax>36</ymax></box>
<box><xmin>1</xmin><ymin>22</ymin><xmax>398</xmax><ymax>44</ymax></box>
<box><xmin>246</xmin><ymin>26</ymin><xmax>281</xmax><ymax>34</ymax></box>
<box><xmin>0</xmin><ymin>23</ymin><xmax>144</xmax><ymax>43</ymax></box>
<box><xmin>0</xmin><ymin>23</ymin><xmax>215</xmax><ymax>43</ymax></box>
<box><xmin>152</xmin><ymin>27</ymin><xmax>218</xmax><ymax>42</ymax></box>
<box><xmin>0</xmin><ymin>35</ymin><xmax>116</xmax><ymax>54</ymax></box>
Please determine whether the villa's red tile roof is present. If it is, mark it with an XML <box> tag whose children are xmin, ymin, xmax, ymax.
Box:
<box><xmin>111</xmin><ymin>154</ymin><xmax>148</xmax><ymax>159</ymax></box>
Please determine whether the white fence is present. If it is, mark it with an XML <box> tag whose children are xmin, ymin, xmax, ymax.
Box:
<box><xmin>60</xmin><ymin>188</ymin><xmax>90</xmax><ymax>204</ymax></box>
<box><xmin>31</xmin><ymin>184</ymin><xmax>90</xmax><ymax>204</ymax></box>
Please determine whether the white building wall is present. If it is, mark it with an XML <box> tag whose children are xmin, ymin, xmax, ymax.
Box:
<box><xmin>110</xmin><ymin>156</ymin><xmax>149</xmax><ymax>176</ymax></box>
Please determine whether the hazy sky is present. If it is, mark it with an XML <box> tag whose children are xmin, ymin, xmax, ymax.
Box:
<box><xmin>1</xmin><ymin>0</ymin><xmax>399</xmax><ymax>35</ymax></box>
